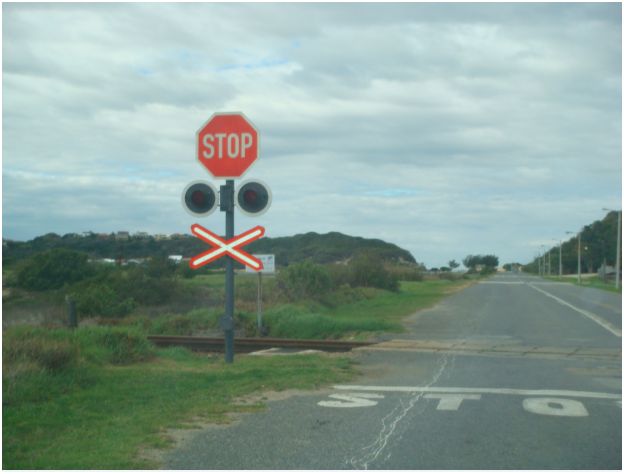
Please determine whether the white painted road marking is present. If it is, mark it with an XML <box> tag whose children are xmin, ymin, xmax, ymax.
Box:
<box><xmin>479</xmin><ymin>281</ymin><xmax>526</xmax><ymax>285</ymax></box>
<box><xmin>527</xmin><ymin>283</ymin><xmax>622</xmax><ymax>338</ymax></box>
<box><xmin>333</xmin><ymin>385</ymin><xmax>622</xmax><ymax>400</ymax></box>
<box><xmin>318</xmin><ymin>393</ymin><xmax>385</xmax><ymax>408</ymax></box>
<box><xmin>522</xmin><ymin>397</ymin><xmax>589</xmax><ymax>417</ymax></box>
<box><xmin>423</xmin><ymin>393</ymin><xmax>482</xmax><ymax>410</ymax></box>
<box><xmin>319</xmin><ymin>386</ymin><xmax>620</xmax><ymax>417</ymax></box>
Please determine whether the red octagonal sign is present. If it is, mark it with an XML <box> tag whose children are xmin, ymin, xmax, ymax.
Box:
<box><xmin>197</xmin><ymin>112</ymin><xmax>259</xmax><ymax>179</ymax></box>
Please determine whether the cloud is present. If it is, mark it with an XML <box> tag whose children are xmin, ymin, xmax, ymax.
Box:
<box><xmin>2</xmin><ymin>3</ymin><xmax>621</xmax><ymax>267</ymax></box>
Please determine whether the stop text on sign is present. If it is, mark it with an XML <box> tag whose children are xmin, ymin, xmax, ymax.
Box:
<box><xmin>202</xmin><ymin>133</ymin><xmax>254</xmax><ymax>160</ymax></box>
<box><xmin>197</xmin><ymin>112</ymin><xmax>259</xmax><ymax>178</ymax></box>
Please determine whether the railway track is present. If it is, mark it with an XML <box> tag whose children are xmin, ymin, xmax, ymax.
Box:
<box><xmin>147</xmin><ymin>335</ymin><xmax>374</xmax><ymax>353</ymax></box>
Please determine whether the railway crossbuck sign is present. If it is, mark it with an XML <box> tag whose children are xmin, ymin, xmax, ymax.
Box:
<box><xmin>190</xmin><ymin>224</ymin><xmax>265</xmax><ymax>271</ymax></box>
<box><xmin>183</xmin><ymin>111</ymin><xmax>270</xmax><ymax>364</ymax></box>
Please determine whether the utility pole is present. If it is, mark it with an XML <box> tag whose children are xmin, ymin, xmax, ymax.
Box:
<box><xmin>558</xmin><ymin>240</ymin><xmax>562</xmax><ymax>277</ymax></box>
<box><xmin>617</xmin><ymin>211</ymin><xmax>621</xmax><ymax>290</ymax></box>
<box><xmin>547</xmin><ymin>250</ymin><xmax>551</xmax><ymax>276</ymax></box>
<box><xmin>603</xmin><ymin>208</ymin><xmax>621</xmax><ymax>290</ymax></box>
<box><xmin>566</xmin><ymin>230</ymin><xmax>581</xmax><ymax>284</ymax></box>
<box><xmin>577</xmin><ymin>231</ymin><xmax>581</xmax><ymax>285</ymax></box>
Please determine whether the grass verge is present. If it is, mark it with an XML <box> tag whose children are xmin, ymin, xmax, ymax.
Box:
<box><xmin>3</xmin><ymin>277</ymin><xmax>469</xmax><ymax>468</ymax></box>
<box><xmin>544</xmin><ymin>275</ymin><xmax>621</xmax><ymax>293</ymax></box>
<box><xmin>261</xmin><ymin>278</ymin><xmax>471</xmax><ymax>340</ymax></box>
<box><xmin>3</xmin><ymin>328</ymin><xmax>355</xmax><ymax>469</ymax></box>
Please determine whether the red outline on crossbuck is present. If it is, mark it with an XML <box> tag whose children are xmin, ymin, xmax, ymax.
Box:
<box><xmin>189</xmin><ymin>224</ymin><xmax>265</xmax><ymax>271</ymax></box>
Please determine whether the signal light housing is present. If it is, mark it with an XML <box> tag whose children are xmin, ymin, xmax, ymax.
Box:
<box><xmin>236</xmin><ymin>180</ymin><xmax>271</xmax><ymax>217</ymax></box>
<box><xmin>182</xmin><ymin>181</ymin><xmax>218</xmax><ymax>217</ymax></box>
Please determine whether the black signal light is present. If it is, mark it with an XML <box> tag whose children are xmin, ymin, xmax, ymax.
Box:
<box><xmin>182</xmin><ymin>181</ymin><xmax>218</xmax><ymax>216</ymax></box>
<box><xmin>236</xmin><ymin>180</ymin><xmax>271</xmax><ymax>216</ymax></box>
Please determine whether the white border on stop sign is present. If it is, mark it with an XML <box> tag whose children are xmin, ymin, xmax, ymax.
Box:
<box><xmin>196</xmin><ymin>111</ymin><xmax>261</xmax><ymax>180</ymax></box>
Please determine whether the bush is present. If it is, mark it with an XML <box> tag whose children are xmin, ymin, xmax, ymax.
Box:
<box><xmin>16</xmin><ymin>248</ymin><xmax>93</xmax><ymax>290</ymax></box>
<box><xmin>437</xmin><ymin>272</ymin><xmax>460</xmax><ymax>281</ymax></box>
<box><xmin>349</xmin><ymin>252</ymin><xmax>400</xmax><ymax>292</ymax></box>
<box><xmin>73</xmin><ymin>283</ymin><xmax>136</xmax><ymax>318</ymax></box>
<box><xmin>81</xmin><ymin>327</ymin><xmax>154</xmax><ymax>364</ymax></box>
<box><xmin>278</xmin><ymin>261</ymin><xmax>332</xmax><ymax>301</ymax></box>
<box><xmin>263</xmin><ymin>304</ymin><xmax>395</xmax><ymax>339</ymax></box>
<box><xmin>386</xmin><ymin>265</ymin><xmax>424</xmax><ymax>282</ymax></box>
<box><xmin>479</xmin><ymin>267</ymin><xmax>496</xmax><ymax>276</ymax></box>
<box><xmin>147</xmin><ymin>309</ymin><xmax>220</xmax><ymax>336</ymax></box>
<box><xmin>326</xmin><ymin>264</ymin><xmax>352</xmax><ymax>287</ymax></box>
<box><xmin>3</xmin><ymin>335</ymin><xmax>79</xmax><ymax>372</ymax></box>
<box><xmin>112</xmin><ymin>267</ymin><xmax>178</xmax><ymax>306</ymax></box>
<box><xmin>3</xmin><ymin>326</ymin><xmax>155</xmax><ymax>368</ymax></box>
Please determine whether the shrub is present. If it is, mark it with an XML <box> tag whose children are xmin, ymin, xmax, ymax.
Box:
<box><xmin>4</xmin><ymin>326</ymin><xmax>155</xmax><ymax>368</ymax></box>
<box><xmin>74</xmin><ymin>283</ymin><xmax>136</xmax><ymax>318</ymax></box>
<box><xmin>437</xmin><ymin>272</ymin><xmax>460</xmax><ymax>281</ymax></box>
<box><xmin>15</xmin><ymin>248</ymin><xmax>93</xmax><ymax>290</ymax></box>
<box><xmin>3</xmin><ymin>327</ymin><xmax>77</xmax><ymax>371</ymax></box>
<box><xmin>386</xmin><ymin>265</ymin><xmax>424</xmax><ymax>282</ymax></box>
<box><xmin>3</xmin><ymin>335</ymin><xmax>79</xmax><ymax>372</ymax></box>
<box><xmin>278</xmin><ymin>261</ymin><xmax>332</xmax><ymax>301</ymax></box>
<box><xmin>326</xmin><ymin>264</ymin><xmax>352</xmax><ymax>287</ymax></box>
<box><xmin>112</xmin><ymin>267</ymin><xmax>177</xmax><ymax>306</ymax></box>
<box><xmin>85</xmin><ymin>327</ymin><xmax>154</xmax><ymax>364</ymax></box>
<box><xmin>349</xmin><ymin>252</ymin><xmax>400</xmax><ymax>292</ymax></box>
<box><xmin>263</xmin><ymin>304</ymin><xmax>395</xmax><ymax>339</ymax></box>
<box><xmin>479</xmin><ymin>267</ymin><xmax>496</xmax><ymax>276</ymax></box>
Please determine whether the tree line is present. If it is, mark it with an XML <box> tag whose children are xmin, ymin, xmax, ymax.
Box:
<box><xmin>523</xmin><ymin>211</ymin><xmax>621</xmax><ymax>274</ymax></box>
<box><xmin>3</xmin><ymin>230</ymin><xmax>418</xmax><ymax>268</ymax></box>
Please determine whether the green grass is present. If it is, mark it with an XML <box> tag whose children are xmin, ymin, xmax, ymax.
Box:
<box><xmin>261</xmin><ymin>279</ymin><xmax>470</xmax><ymax>340</ymax></box>
<box><xmin>544</xmin><ymin>275</ymin><xmax>621</xmax><ymax>293</ymax></box>
<box><xmin>3</xmin><ymin>276</ymin><xmax>470</xmax><ymax>468</ymax></box>
<box><xmin>3</xmin><ymin>333</ymin><xmax>355</xmax><ymax>469</ymax></box>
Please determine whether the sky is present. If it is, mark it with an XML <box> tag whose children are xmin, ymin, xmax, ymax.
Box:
<box><xmin>2</xmin><ymin>2</ymin><xmax>622</xmax><ymax>268</ymax></box>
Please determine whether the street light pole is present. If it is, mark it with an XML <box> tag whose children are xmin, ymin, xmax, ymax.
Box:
<box><xmin>558</xmin><ymin>240</ymin><xmax>562</xmax><ymax>277</ymax></box>
<box><xmin>603</xmin><ymin>208</ymin><xmax>621</xmax><ymax>290</ymax></box>
<box><xmin>617</xmin><ymin>211</ymin><xmax>621</xmax><ymax>290</ymax></box>
<box><xmin>577</xmin><ymin>231</ymin><xmax>581</xmax><ymax>285</ymax></box>
<box><xmin>547</xmin><ymin>250</ymin><xmax>551</xmax><ymax>276</ymax></box>
<box><xmin>566</xmin><ymin>230</ymin><xmax>581</xmax><ymax>284</ymax></box>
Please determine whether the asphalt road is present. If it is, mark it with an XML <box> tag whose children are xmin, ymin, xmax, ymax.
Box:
<box><xmin>164</xmin><ymin>273</ymin><xmax>622</xmax><ymax>469</ymax></box>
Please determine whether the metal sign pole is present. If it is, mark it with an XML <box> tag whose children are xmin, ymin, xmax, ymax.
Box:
<box><xmin>223</xmin><ymin>180</ymin><xmax>235</xmax><ymax>363</ymax></box>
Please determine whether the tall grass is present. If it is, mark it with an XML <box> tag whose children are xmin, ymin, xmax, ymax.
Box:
<box><xmin>262</xmin><ymin>304</ymin><xmax>396</xmax><ymax>339</ymax></box>
<box><xmin>3</xmin><ymin>337</ymin><xmax>354</xmax><ymax>469</ymax></box>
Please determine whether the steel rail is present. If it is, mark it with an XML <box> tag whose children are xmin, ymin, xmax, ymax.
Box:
<box><xmin>147</xmin><ymin>335</ymin><xmax>373</xmax><ymax>353</ymax></box>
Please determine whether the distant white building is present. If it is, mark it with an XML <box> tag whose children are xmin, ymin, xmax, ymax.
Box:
<box><xmin>168</xmin><ymin>255</ymin><xmax>183</xmax><ymax>264</ymax></box>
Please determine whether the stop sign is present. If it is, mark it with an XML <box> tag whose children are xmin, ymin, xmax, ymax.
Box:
<box><xmin>196</xmin><ymin>112</ymin><xmax>259</xmax><ymax>178</ymax></box>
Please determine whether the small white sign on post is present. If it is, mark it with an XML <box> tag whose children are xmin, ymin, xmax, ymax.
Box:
<box><xmin>246</xmin><ymin>254</ymin><xmax>275</xmax><ymax>336</ymax></box>
<box><xmin>246</xmin><ymin>254</ymin><xmax>275</xmax><ymax>274</ymax></box>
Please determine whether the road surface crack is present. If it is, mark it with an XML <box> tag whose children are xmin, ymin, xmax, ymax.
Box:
<box><xmin>347</xmin><ymin>352</ymin><xmax>451</xmax><ymax>469</ymax></box>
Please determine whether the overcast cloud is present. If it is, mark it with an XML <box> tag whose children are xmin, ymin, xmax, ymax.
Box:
<box><xmin>3</xmin><ymin>2</ymin><xmax>621</xmax><ymax>267</ymax></box>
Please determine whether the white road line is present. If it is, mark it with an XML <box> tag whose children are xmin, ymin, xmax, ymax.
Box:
<box><xmin>333</xmin><ymin>385</ymin><xmax>621</xmax><ymax>400</ymax></box>
<box><xmin>528</xmin><ymin>283</ymin><xmax>622</xmax><ymax>338</ymax></box>
<box><xmin>479</xmin><ymin>281</ymin><xmax>525</xmax><ymax>285</ymax></box>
